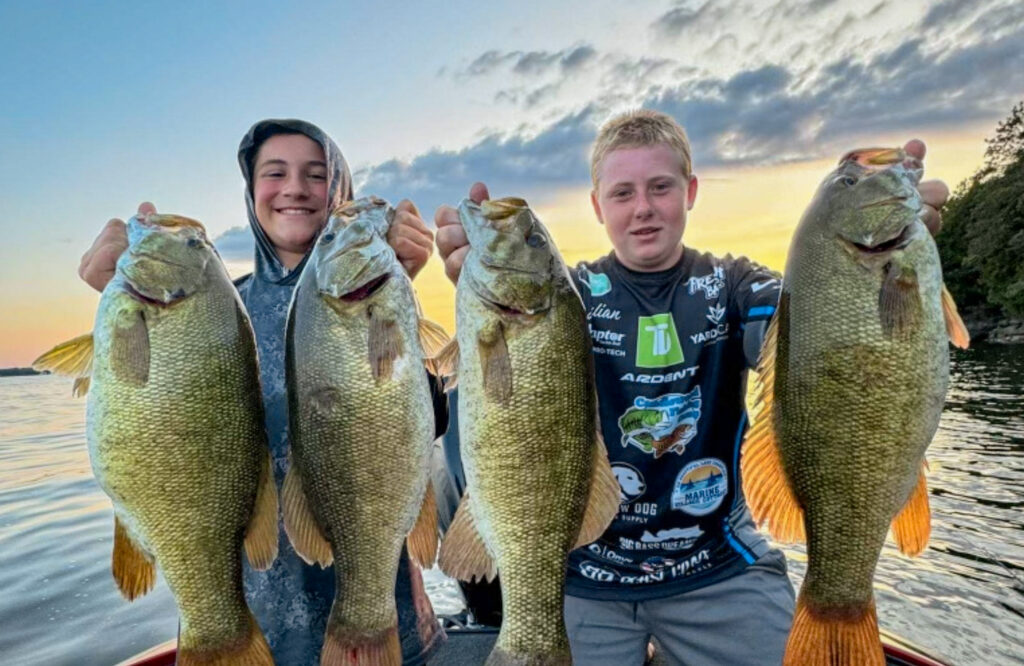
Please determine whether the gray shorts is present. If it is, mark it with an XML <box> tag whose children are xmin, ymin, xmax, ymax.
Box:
<box><xmin>564</xmin><ymin>551</ymin><xmax>795</xmax><ymax>666</ymax></box>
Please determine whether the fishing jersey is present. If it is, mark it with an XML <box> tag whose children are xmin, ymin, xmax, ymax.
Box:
<box><xmin>565</xmin><ymin>247</ymin><xmax>782</xmax><ymax>601</ymax></box>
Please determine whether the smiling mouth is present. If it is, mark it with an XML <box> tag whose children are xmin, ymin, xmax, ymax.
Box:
<box><xmin>277</xmin><ymin>207</ymin><xmax>317</xmax><ymax>215</ymax></box>
<box><xmin>631</xmin><ymin>227</ymin><xmax>660</xmax><ymax>236</ymax></box>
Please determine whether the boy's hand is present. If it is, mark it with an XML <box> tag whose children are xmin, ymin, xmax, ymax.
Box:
<box><xmin>79</xmin><ymin>202</ymin><xmax>156</xmax><ymax>292</ymax></box>
<box><xmin>435</xmin><ymin>182</ymin><xmax>489</xmax><ymax>284</ymax></box>
<box><xmin>388</xmin><ymin>199</ymin><xmax>434</xmax><ymax>280</ymax></box>
<box><xmin>903</xmin><ymin>139</ymin><xmax>949</xmax><ymax>236</ymax></box>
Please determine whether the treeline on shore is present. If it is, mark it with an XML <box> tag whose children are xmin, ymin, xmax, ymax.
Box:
<box><xmin>936</xmin><ymin>101</ymin><xmax>1024</xmax><ymax>344</ymax></box>
<box><xmin>0</xmin><ymin>368</ymin><xmax>43</xmax><ymax>377</ymax></box>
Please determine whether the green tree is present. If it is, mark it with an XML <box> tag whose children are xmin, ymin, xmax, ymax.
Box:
<box><xmin>937</xmin><ymin>101</ymin><xmax>1024</xmax><ymax>317</ymax></box>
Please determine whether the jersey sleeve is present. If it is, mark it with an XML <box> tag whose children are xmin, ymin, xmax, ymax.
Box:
<box><xmin>728</xmin><ymin>256</ymin><xmax>782</xmax><ymax>328</ymax></box>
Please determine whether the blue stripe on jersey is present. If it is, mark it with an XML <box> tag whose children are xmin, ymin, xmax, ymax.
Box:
<box><xmin>723</xmin><ymin>522</ymin><xmax>757</xmax><ymax>564</ymax></box>
<box><xmin>746</xmin><ymin>305</ymin><xmax>776</xmax><ymax>319</ymax></box>
<box><xmin>731</xmin><ymin>411</ymin><xmax>747</xmax><ymax>509</ymax></box>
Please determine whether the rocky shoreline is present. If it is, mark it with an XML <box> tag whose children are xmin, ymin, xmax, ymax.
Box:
<box><xmin>961</xmin><ymin>307</ymin><xmax>1024</xmax><ymax>344</ymax></box>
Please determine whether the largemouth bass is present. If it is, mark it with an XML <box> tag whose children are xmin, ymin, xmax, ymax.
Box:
<box><xmin>34</xmin><ymin>214</ymin><xmax>278</xmax><ymax>666</ymax></box>
<box><xmin>437</xmin><ymin>198</ymin><xmax>620</xmax><ymax>665</ymax></box>
<box><xmin>283</xmin><ymin>196</ymin><xmax>448</xmax><ymax>665</ymax></box>
<box><xmin>741</xmin><ymin>149</ymin><xmax>969</xmax><ymax>666</ymax></box>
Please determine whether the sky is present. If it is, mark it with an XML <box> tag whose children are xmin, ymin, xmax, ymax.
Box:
<box><xmin>2</xmin><ymin>0</ymin><xmax>1023</xmax><ymax>367</ymax></box>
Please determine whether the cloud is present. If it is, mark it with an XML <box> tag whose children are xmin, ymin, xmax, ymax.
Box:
<box><xmin>456</xmin><ymin>44</ymin><xmax>597</xmax><ymax>79</ymax></box>
<box><xmin>212</xmin><ymin>226</ymin><xmax>254</xmax><ymax>261</ymax></box>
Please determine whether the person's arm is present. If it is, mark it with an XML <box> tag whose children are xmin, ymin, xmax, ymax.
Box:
<box><xmin>79</xmin><ymin>202</ymin><xmax>156</xmax><ymax>292</ymax></box>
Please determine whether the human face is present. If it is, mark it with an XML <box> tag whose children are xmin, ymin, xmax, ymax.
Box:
<box><xmin>591</xmin><ymin>144</ymin><xmax>698</xmax><ymax>272</ymax></box>
<box><xmin>253</xmin><ymin>133</ymin><xmax>329</xmax><ymax>268</ymax></box>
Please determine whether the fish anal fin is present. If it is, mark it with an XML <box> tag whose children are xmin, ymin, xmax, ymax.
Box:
<box><xmin>112</xmin><ymin>517</ymin><xmax>155</xmax><ymax>601</ymax></box>
<box><xmin>575</xmin><ymin>437</ymin><xmax>620</xmax><ymax>548</ymax></box>
<box><xmin>783</xmin><ymin>595</ymin><xmax>884</xmax><ymax>666</ymax></box>
<box><xmin>878</xmin><ymin>262</ymin><xmax>921</xmax><ymax>341</ymax></box>
<box><xmin>418</xmin><ymin>318</ymin><xmax>452</xmax><ymax>371</ymax></box>
<box><xmin>369</xmin><ymin>308</ymin><xmax>402</xmax><ymax>382</ymax></box>
<box><xmin>478</xmin><ymin>321</ymin><xmax>511</xmax><ymax>405</ymax></box>
<box><xmin>438</xmin><ymin>493</ymin><xmax>496</xmax><ymax>583</ymax></box>
<box><xmin>111</xmin><ymin>309</ymin><xmax>150</xmax><ymax>386</ymax></box>
<box><xmin>741</xmin><ymin>296</ymin><xmax>806</xmax><ymax>544</ymax></box>
<box><xmin>891</xmin><ymin>464</ymin><xmax>931</xmax><ymax>557</ymax></box>
<box><xmin>407</xmin><ymin>480</ymin><xmax>439</xmax><ymax>568</ymax></box>
<box><xmin>321</xmin><ymin>624</ymin><xmax>400</xmax><ymax>666</ymax></box>
<box><xmin>941</xmin><ymin>284</ymin><xmax>970</xmax><ymax>349</ymax></box>
<box><xmin>281</xmin><ymin>460</ymin><xmax>333</xmax><ymax>567</ymax></box>
<box><xmin>177</xmin><ymin>612</ymin><xmax>273</xmax><ymax>666</ymax></box>
<box><xmin>243</xmin><ymin>452</ymin><xmax>280</xmax><ymax>570</ymax></box>
<box><xmin>32</xmin><ymin>333</ymin><xmax>94</xmax><ymax>395</ymax></box>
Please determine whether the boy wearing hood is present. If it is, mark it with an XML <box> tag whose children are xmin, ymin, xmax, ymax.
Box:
<box><xmin>79</xmin><ymin>119</ymin><xmax>445</xmax><ymax>665</ymax></box>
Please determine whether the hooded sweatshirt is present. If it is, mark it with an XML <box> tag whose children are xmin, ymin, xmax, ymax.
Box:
<box><xmin>235</xmin><ymin>119</ymin><xmax>442</xmax><ymax>665</ymax></box>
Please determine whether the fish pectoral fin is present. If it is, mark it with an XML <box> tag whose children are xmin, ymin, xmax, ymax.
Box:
<box><xmin>741</xmin><ymin>296</ymin><xmax>807</xmax><ymax>544</ymax></box>
<box><xmin>785</xmin><ymin>595</ymin><xmax>884</xmax><ymax>666</ymax></box>
<box><xmin>111</xmin><ymin>309</ymin><xmax>150</xmax><ymax>387</ymax></box>
<box><xmin>478</xmin><ymin>322</ymin><xmax>511</xmax><ymax>405</ymax></box>
<box><xmin>941</xmin><ymin>284</ymin><xmax>970</xmax><ymax>349</ymax></box>
<box><xmin>244</xmin><ymin>452</ymin><xmax>280</xmax><ymax>571</ymax></box>
<box><xmin>369</xmin><ymin>307</ymin><xmax>403</xmax><ymax>382</ymax></box>
<box><xmin>890</xmin><ymin>464</ymin><xmax>931</xmax><ymax>557</ymax></box>
<box><xmin>438</xmin><ymin>493</ymin><xmax>497</xmax><ymax>583</ymax></box>
<box><xmin>418</xmin><ymin>318</ymin><xmax>452</xmax><ymax>373</ymax></box>
<box><xmin>878</xmin><ymin>262</ymin><xmax>921</xmax><ymax>341</ymax></box>
<box><xmin>281</xmin><ymin>459</ymin><xmax>333</xmax><ymax>567</ymax></box>
<box><xmin>407</xmin><ymin>480</ymin><xmax>439</xmax><ymax>567</ymax></box>
<box><xmin>32</xmin><ymin>332</ymin><xmax>94</xmax><ymax>396</ymax></box>
<box><xmin>112</xmin><ymin>517</ymin><xmax>155</xmax><ymax>601</ymax></box>
<box><xmin>575</xmin><ymin>435</ymin><xmax>621</xmax><ymax>548</ymax></box>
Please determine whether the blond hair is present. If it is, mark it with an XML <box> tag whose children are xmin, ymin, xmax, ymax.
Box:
<box><xmin>590</xmin><ymin>109</ymin><xmax>693</xmax><ymax>186</ymax></box>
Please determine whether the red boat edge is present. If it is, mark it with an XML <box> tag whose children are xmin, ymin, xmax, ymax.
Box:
<box><xmin>115</xmin><ymin>629</ymin><xmax>952</xmax><ymax>666</ymax></box>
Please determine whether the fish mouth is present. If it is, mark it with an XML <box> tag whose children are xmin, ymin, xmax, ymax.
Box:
<box><xmin>858</xmin><ymin>195</ymin><xmax>909</xmax><ymax>210</ymax></box>
<box><xmin>845</xmin><ymin>224</ymin><xmax>915</xmax><ymax>256</ymax></box>
<box><xmin>123</xmin><ymin>280</ymin><xmax>185</xmax><ymax>306</ymax></box>
<box><xmin>337</xmin><ymin>273</ymin><xmax>391</xmax><ymax>302</ymax></box>
<box><xmin>468</xmin><ymin>277</ymin><xmax>547</xmax><ymax>316</ymax></box>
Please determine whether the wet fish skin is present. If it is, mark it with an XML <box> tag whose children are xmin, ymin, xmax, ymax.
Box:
<box><xmin>439</xmin><ymin>198</ymin><xmax>619</xmax><ymax>666</ymax></box>
<box><xmin>284</xmin><ymin>197</ymin><xmax>442</xmax><ymax>665</ymax></box>
<box><xmin>35</xmin><ymin>214</ymin><xmax>278</xmax><ymax>666</ymax></box>
<box><xmin>742</xmin><ymin>150</ymin><xmax>966</xmax><ymax>666</ymax></box>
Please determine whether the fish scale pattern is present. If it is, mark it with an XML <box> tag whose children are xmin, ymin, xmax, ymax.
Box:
<box><xmin>89</xmin><ymin>261</ymin><xmax>267</xmax><ymax>652</ymax></box>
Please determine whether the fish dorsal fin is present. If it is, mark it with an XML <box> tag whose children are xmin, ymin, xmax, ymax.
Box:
<box><xmin>890</xmin><ymin>463</ymin><xmax>931</xmax><ymax>557</ymax></box>
<box><xmin>32</xmin><ymin>333</ymin><xmax>94</xmax><ymax>396</ymax></box>
<box><xmin>244</xmin><ymin>452</ymin><xmax>280</xmax><ymax>571</ymax></box>
<box><xmin>941</xmin><ymin>284</ymin><xmax>970</xmax><ymax>349</ymax></box>
<box><xmin>368</xmin><ymin>307</ymin><xmax>402</xmax><ymax>382</ymax></box>
<box><xmin>111</xmin><ymin>517</ymin><xmax>156</xmax><ymax>601</ymax></box>
<box><xmin>407</xmin><ymin>480</ymin><xmax>439</xmax><ymax>568</ymax></box>
<box><xmin>478</xmin><ymin>320</ymin><xmax>511</xmax><ymax>405</ymax></box>
<box><xmin>574</xmin><ymin>434</ymin><xmax>621</xmax><ymax>548</ymax></box>
<box><xmin>438</xmin><ymin>493</ymin><xmax>497</xmax><ymax>583</ymax></box>
<box><xmin>281</xmin><ymin>459</ymin><xmax>333</xmax><ymax>567</ymax></box>
<box><xmin>740</xmin><ymin>294</ymin><xmax>807</xmax><ymax>544</ymax></box>
<box><xmin>111</xmin><ymin>309</ymin><xmax>150</xmax><ymax>387</ymax></box>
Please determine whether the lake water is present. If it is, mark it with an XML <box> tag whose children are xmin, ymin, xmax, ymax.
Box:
<box><xmin>0</xmin><ymin>345</ymin><xmax>1021</xmax><ymax>665</ymax></box>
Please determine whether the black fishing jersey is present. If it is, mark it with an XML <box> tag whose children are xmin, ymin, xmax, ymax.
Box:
<box><xmin>565</xmin><ymin>246</ymin><xmax>783</xmax><ymax>601</ymax></box>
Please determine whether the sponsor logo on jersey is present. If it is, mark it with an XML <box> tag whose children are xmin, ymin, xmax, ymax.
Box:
<box><xmin>589</xmin><ymin>324</ymin><xmax>626</xmax><ymax>347</ymax></box>
<box><xmin>617</xmin><ymin>388</ymin><xmax>702</xmax><ymax>457</ymax></box>
<box><xmin>588</xmin><ymin>542</ymin><xmax>634</xmax><ymax>565</ymax></box>
<box><xmin>618</xmin><ymin>525</ymin><xmax>704</xmax><ymax>552</ymax></box>
<box><xmin>635</xmin><ymin>313</ymin><xmax>684</xmax><ymax>368</ymax></box>
<box><xmin>671</xmin><ymin>458</ymin><xmax>728</xmax><ymax>516</ymax></box>
<box><xmin>706</xmin><ymin>304</ymin><xmax>725</xmax><ymax>324</ymax></box>
<box><xmin>619</xmin><ymin>366</ymin><xmax>698</xmax><ymax>384</ymax></box>
<box><xmin>668</xmin><ymin>548</ymin><xmax>712</xmax><ymax>577</ymax></box>
<box><xmin>750</xmin><ymin>278</ymin><xmax>779</xmax><ymax>293</ymax></box>
<box><xmin>640</xmin><ymin>556</ymin><xmax>677</xmax><ymax>573</ymax></box>
<box><xmin>687</xmin><ymin>265</ymin><xmax>725</xmax><ymax>300</ymax></box>
<box><xmin>588</xmin><ymin>302</ymin><xmax>621</xmax><ymax>321</ymax></box>
<box><xmin>690</xmin><ymin>323</ymin><xmax>730</xmax><ymax>345</ymax></box>
<box><xmin>578</xmin><ymin>267</ymin><xmax>612</xmax><ymax>297</ymax></box>
<box><xmin>578</xmin><ymin>560</ymin><xmax>617</xmax><ymax>583</ymax></box>
<box><xmin>612</xmin><ymin>463</ymin><xmax>646</xmax><ymax>504</ymax></box>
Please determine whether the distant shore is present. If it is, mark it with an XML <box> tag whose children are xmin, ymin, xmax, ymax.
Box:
<box><xmin>0</xmin><ymin>368</ymin><xmax>44</xmax><ymax>377</ymax></box>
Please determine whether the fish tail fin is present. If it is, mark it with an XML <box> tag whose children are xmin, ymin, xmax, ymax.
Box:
<box><xmin>282</xmin><ymin>458</ymin><xmax>333</xmax><ymax>567</ymax></box>
<box><xmin>941</xmin><ymin>284</ymin><xmax>970</xmax><ymax>349</ymax></box>
<box><xmin>32</xmin><ymin>333</ymin><xmax>94</xmax><ymax>396</ymax></box>
<box><xmin>177</xmin><ymin>612</ymin><xmax>273</xmax><ymax>666</ymax></box>
<box><xmin>407</xmin><ymin>480</ymin><xmax>439</xmax><ymax>567</ymax></box>
<box><xmin>784</xmin><ymin>595</ymin><xmax>884</xmax><ymax>666</ymax></box>
<box><xmin>244</xmin><ymin>451</ymin><xmax>280</xmax><ymax>570</ymax></box>
<box><xmin>321</xmin><ymin>622</ymin><xmax>401</xmax><ymax>666</ymax></box>
<box><xmin>111</xmin><ymin>517</ymin><xmax>156</xmax><ymax>601</ymax></box>
<box><xmin>574</xmin><ymin>435</ymin><xmax>620</xmax><ymax>548</ymax></box>
<box><xmin>891</xmin><ymin>463</ymin><xmax>931</xmax><ymax>556</ymax></box>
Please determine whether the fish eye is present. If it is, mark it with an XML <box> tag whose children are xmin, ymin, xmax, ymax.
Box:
<box><xmin>321</xmin><ymin>232</ymin><xmax>336</xmax><ymax>244</ymax></box>
<box><xmin>840</xmin><ymin>175</ymin><xmax>857</xmax><ymax>187</ymax></box>
<box><xmin>526</xmin><ymin>233</ymin><xmax>546</xmax><ymax>249</ymax></box>
<box><xmin>187</xmin><ymin>238</ymin><xmax>202</xmax><ymax>248</ymax></box>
